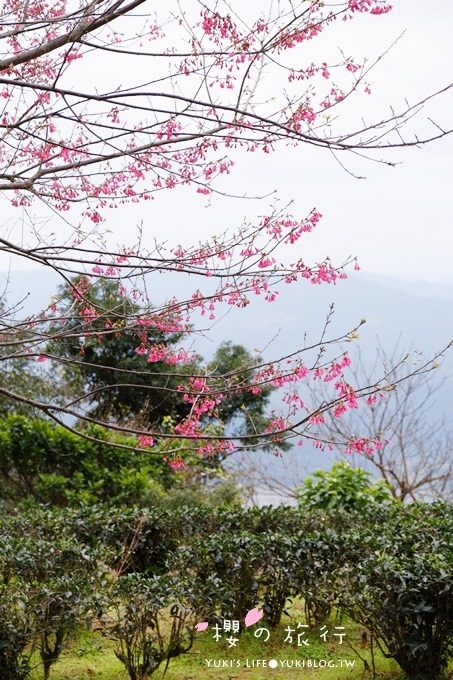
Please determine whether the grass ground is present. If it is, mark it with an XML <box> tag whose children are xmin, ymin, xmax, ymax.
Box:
<box><xmin>30</xmin><ymin>616</ymin><xmax>406</xmax><ymax>680</ymax></box>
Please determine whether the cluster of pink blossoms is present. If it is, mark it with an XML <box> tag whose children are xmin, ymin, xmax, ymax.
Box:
<box><xmin>1</xmin><ymin>0</ymin><xmax>398</xmax><ymax>466</ymax></box>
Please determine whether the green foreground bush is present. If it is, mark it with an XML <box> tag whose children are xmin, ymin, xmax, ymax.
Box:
<box><xmin>0</xmin><ymin>415</ymin><xmax>174</xmax><ymax>507</ymax></box>
<box><xmin>338</xmin><ymin>503</ymin><xmax>453</xmax><ymax>679</ymax></box>
<box><xmin>0</xmin><ymin>502</ymin><xmax>451</xmax><ymax>679</ymax></box>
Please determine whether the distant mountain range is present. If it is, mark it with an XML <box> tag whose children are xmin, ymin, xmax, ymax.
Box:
<box><xmin>4</xmin><ymin>266</ymin><xmax>452</xmax><ymax>367</ymax></box>
<box><xmin>2</xmin><ymin>268</ymin><xmax>452</xmax><ymax>503</ymax></box>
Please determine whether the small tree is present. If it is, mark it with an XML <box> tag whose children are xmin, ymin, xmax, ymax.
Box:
<box><xmin>297</xmin><ymin>462</ymin><xmax>393</xmax><ymax>512</ymax></box>
<box><xmin>0</xmin><ymin>515</ymin><xmax>104</xmax><ymax>680</ymax></box>
<box><xmin>303</xmin><ymin>347</ymin><xmax>453</xmax><ymax>501</ymax></box>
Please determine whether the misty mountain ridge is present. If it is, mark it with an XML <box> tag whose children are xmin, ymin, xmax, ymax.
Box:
<box><xmin>2</xmin><ymin>267</ymin><xmax>452</xmax><ymax>415</ymax></box>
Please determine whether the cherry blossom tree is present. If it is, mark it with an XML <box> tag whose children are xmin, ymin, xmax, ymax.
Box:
<box><xmin>304</xmin><ymin>347</ymin><xmax>453</xmax><ymax>501</ymax></box>
<box><xmin>232</xmin><ymin>347</ymin><xmax>453</xmax><ymax>503</ymax></box>
<box><xmin>0</xmin><ymin>0</ymin><xmax>451</xmax><ymax>465</ymax></box>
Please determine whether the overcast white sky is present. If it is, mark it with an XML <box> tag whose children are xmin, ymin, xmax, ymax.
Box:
<box><xmin>156</xmin><ymin>0</ymin><xmax>452</xmax><ymax>285</ymax></box>
<box><xmin>1</xmin><ymin>0</ymin><xmax>452</xmax><ymax>285</ymax></box>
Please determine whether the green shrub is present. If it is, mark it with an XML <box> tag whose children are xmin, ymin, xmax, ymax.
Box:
<box><xmin>0</xmin><ymin>514</ymin><xmax>105</xmax><ymax>680</ymax></box>
<box><xmin>338</xmin><ymin>502</ymin><xmax>453</xmax><ymax>679</ymax></box>
<box><xmin>104</xmin><ymin>574</ymin><xmax>195</xmax><ymax>680</ymax></box>
<box><xmin>297</xmin><ymin>462</ymin><xmax>393</xmax><ymax>512</ymax></box>
<box><xmin>259</xmin><ymin>532</ymin><xmax>299</xmax><ymax>627</ymax></box>
<box><xmin>291</xmin><ymin>525</ymin><xmax>346</xmax><ymax>626</ymax></box>
<box><xmin>170</xmin><ymin>530</ymin><xmax>269</xmax><ymax>621</ymax></box>
<box><xmin>0</xmin><ymin>581</ymin><xmax>34</xmax><ymax>680</ymax></box>
<box><xmin>0</xmin><ymin>415</ymin><xmax>172</xmax><ymax>507</ymax></box>
<box><xmin>3</xmin><ymin>499</ymin><xmax>450</xmax><ymax>680</ymax></box>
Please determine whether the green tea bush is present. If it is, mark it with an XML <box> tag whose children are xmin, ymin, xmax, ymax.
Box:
<box><xmin>2</xmin><ymin>496</ymin><xmax>451</xmax><ymax>680</ymax></box>
<box><xmin>259</xmin><ymin>532</ymin><xmax>299</xmax><ymax>627</ymax></box>
<box><xmin>338</xmin><ymin>502</ymin><xmax>453</xmax><ymax>679</ymax></box>
<box><xmin>0</xmin><ymin>515</ymin><xmax>104</xmax><ymax>680</ymax></box>
<box><xmin>170</xmin><ymin>531</ymin><xmax>267</xmax><ymax>621</ymax></box>
<box><xmin>291</xmin><ymin>525</ymin><xmax>345</xmax><ymax>626</ymax></box>
<box><xmin>0</xmin><ymin>581</ymin><xmax>34</xmax><ymax>680</ymax></box>
<box><xmin>104</xmin><ymin>574</ymin><xmax>195</xmax><ymax>680</ymax></box>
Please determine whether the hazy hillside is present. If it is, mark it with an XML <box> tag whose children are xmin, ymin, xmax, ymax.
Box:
<box><xmin>3</xmin><ymin>268</ymin><xmax>452</xmax><ymax>352</ymax></box>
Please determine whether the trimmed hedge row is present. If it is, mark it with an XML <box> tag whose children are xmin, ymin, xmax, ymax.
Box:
<box><xmin>0</xmin><ymin>502</ymin><xmax>451</xmax><ymax>679</ymax></box>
